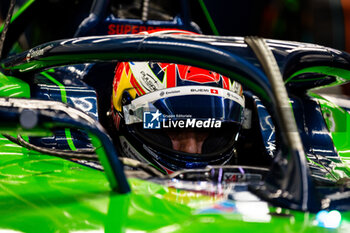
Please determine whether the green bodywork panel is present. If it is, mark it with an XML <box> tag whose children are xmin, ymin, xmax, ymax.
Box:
<box><xmin>0</xmin><ymin>135</ymin><xmax>349</xmax><ymax>232</ymax></box>
<box><xmin>286</xmin><ymin>66</ymin><xmax>350</xmax><ymax>87</ymax></box>
<box><xmin>314</xmin><ymin>94</ymin><xmax>350</xmax><ymax>170</ymax></box>
<box><xmin>0</xmin><ymin>72</ymin><xmax>30</xmax><ymax>97</ymax></box>
<box><xmin>288</xmin><ymin>66</ymin><xmax>350</xmax><ymax>178</ymax></box>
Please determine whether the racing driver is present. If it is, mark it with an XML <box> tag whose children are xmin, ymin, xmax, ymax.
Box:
<box><xmin>111</xmin><ymin>30</ymin><xmax>245</xmax><ymax>174</ymax></box>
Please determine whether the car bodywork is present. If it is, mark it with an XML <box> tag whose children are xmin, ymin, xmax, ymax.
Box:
<box><xmin>0</xmin><ymin>33</ymin><xmax>349</xmax><ymax>232</ymax></box>
<box><xmin>0</xmin><ymin>1</ymin><xmax>350</xmax><ymax>232</ymax></box>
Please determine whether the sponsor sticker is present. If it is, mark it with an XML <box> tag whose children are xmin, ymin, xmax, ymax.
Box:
<box><xmin>132</xmin><ymin>85</ymin><xmax>244</xmax><ymax>107</ymax></box>
<box><xmin>107</xmin><ymin>24</ymin><xmax>163</xmax><ymax>35</ymax></box>
<box><xmin>210</xmin><ymin>89</ymin><xmax>219</xmax><ymax>94</ymax></box>
<box><xmin>196</xmin><ymin>201</ymin><xmax>237</xmax><ymax>214</ymax></box>
<box><xmin>25</xmin><ymin>45</ymin><xmax>53</xmax><ymax>61</ymax></box>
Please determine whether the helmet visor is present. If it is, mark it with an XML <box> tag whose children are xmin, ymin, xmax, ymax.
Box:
<box><xmin>123</xmin><ymin>85</ymin><xmax>244</xmax><ymax>129</ymax></box>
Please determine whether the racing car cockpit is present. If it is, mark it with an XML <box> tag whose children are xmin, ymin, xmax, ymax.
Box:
<box><xmin>2</xmin><ymin>30</ymin><xmax>350</xmax><ymax>214</ymax></box>
<box><xmin>1</xmin><ymin>0</ymin><xmax>350</xmax><ymax>217</ymax></box>
<box><xmin>2</xmin><ymin>2</ymin><xmax>350</xmax><ymax>232</ymax></box>
<box><xmin>19</xmin><ymin>50</ymin><xmax>277</xmax><ymax>178</ymax></box>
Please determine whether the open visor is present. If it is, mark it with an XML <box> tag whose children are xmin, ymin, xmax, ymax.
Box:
<box><xmin>123</xmin><ymin>85</ymin><xmax>244</xmax><ymax>129</ymax></box>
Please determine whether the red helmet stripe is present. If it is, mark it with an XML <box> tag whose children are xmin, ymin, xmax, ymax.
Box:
<box><xmin>130</xmin><ymin>74</ymin><xmax>146</xmax><ymax>96</ymax></box>
<box><xmin>223</xmin><ymin>76</ymin><xmax>230</xmax><ymax>90</ymax></box>
<box><xmin>160</xmin><ymin>64</ymin><xmax>175</xmax><ymax>88</ymax></box>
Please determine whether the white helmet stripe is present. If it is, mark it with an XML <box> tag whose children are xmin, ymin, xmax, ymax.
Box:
<box><xmin>131</xmin><ymin>85</ymin><xmax>244</xmax><ymax>107</ymax></box>
<box><xmin>129</xmin><ymin>62</ymin><xmax>166</xmax><ymax>92</ymax></box>
<box><xmin>123</xmin><ymin>85</ymin><xmax>245</xmax><ymax>125</ymax></box>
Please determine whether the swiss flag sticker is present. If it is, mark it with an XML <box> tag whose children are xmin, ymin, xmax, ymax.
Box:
<box><xmin>211</xmin><ymin>89</ymin><xmax>219</xmax><ymax>94</ymax></box>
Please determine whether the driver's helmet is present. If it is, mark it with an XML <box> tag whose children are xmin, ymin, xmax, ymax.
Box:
<box><xmin>111</xmin><ymin>31</ymin><xmax>245</xmax><ymax>174</ymax></box>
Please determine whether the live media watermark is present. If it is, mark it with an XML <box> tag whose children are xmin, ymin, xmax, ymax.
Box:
<box><xmin>143</xmin><ymin>110</ymin><xmax>221</xmax><ymax>129</ymax></box>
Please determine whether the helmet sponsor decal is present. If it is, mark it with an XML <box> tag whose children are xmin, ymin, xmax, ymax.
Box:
<box><xmin>129</xmin><ymin>62</ymin><xmax>166</xmax><ymax>93</ymax></box>
<box><xmin>131</xmin><ymin>86</ymin><xmax>244</xmax><ymax>107</ymax></box>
